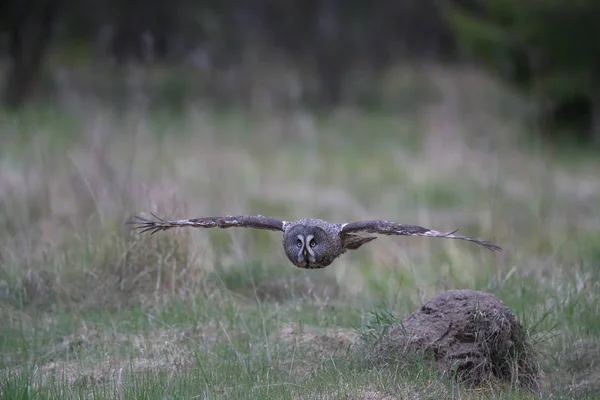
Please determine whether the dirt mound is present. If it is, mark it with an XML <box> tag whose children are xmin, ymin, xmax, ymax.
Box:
<box><xmin>369</xmin><ymin>289</ymin><xmax>541</xmax><ymax>389</ymax></box>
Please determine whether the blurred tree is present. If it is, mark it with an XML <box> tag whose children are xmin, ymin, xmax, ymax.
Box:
<box><xmin>0</xmin><ymin>0</ymin><xmax>453</xmax><ymax>109</ymax></box>
<box><xmin>446</xmin><ymin>0</ymin><xmax>600</xmax><ymax>142</ymax></box>
<box><xmin>1</xmin><ymin>0</ymin><xmax>61</xmax><ymax>108</ymax></box>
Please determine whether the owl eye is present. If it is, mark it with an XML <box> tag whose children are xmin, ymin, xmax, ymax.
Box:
<box><xmin>309</xmin><ymin>239</ymin><xmax>316</xmax><ymax>248</ymax></box>
<box><xmin>297</xmin><ymin>239</ymin><xmax>302</xmax><ymax>248</ymax></box>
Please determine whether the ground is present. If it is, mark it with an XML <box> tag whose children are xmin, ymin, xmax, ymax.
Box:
<box><xmin>1</xmin><ymin>66</ymin><xmax>600</xmax><ymax>399</ymax></box>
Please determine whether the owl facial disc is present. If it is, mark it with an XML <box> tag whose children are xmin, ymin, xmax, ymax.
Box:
<box><xmin>296</xmin><ymin>234</ymin><xmax>316</xmax><ymax>267</ymax></box>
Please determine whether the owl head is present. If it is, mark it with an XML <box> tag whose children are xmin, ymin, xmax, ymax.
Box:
<box><xmin>283</xmin><ymin>224</ymin><xmax>337</xmax><ymax>269</ymax></box>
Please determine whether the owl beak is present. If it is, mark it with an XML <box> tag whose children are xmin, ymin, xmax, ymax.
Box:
<box><xmin>302</xmin><ymin>248</ymin><xmax>308</xmax><ymax>258</ymax></box>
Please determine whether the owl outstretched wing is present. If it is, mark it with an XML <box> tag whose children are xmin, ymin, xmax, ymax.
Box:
<box><xmin>128</xmin><ymin>213</ymin><xmax>285</xmax><ymax>235</ymax></box>
<box><xmin>339</xmin><ymin>220</ymin><xmax>502</xmax><ymax>252</ymax></box>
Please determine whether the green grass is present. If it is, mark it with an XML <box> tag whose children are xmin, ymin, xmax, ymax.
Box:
<box><xmin>1</xmin><ymin>66</ymin><xmax>600</xmax><ymax>399</ymax></box>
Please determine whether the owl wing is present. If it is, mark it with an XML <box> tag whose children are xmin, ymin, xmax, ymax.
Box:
<box><xmin>128</xmin><ymin>213</ymin><xmax>285</xmax><ymax>235</ymax></box>
<box><xmin>339</xmin><ymin>220</ymin><xmax>502</xmax><ymax>252</ymax></box>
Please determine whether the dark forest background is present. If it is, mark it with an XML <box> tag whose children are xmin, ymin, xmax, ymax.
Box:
<box><xmin>1</xmin><ymin>0</ymin><xmax>599</xmax><ymax>143</ymax></box>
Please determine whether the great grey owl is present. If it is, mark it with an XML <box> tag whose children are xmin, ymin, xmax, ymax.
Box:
<box><xmin>128</xmin><ymin>214</ymin><xmax>501</xmax><ymax>269</ymax></box>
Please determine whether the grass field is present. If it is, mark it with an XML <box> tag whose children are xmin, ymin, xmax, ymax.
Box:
<box><xmin>1</xmin><ymin>67</ymin><xmax>600</xmax><ymax>399</ymax></box>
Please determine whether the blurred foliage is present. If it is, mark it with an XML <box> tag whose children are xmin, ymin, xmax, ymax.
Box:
<box><xmin>445</xmin><ymin>0</ymin><xmax>600</xmax><ymax>142</ymax></box>
<box><xmin>0</xmin><ymin>0</ymin><xmax>451</xmax><ymax>108</ymax></box>
<box><xmin>1</xmin><ymin>0</ymin><xmax>599</xmax><ymax>142</ymax></box>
